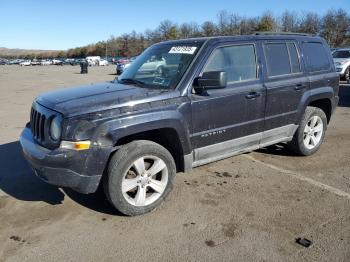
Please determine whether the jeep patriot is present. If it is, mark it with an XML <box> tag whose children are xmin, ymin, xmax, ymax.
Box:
<box><xmin>20</xmin><ymin>33</ymin><xmax>339</xmax><ymax>216</ymax></box>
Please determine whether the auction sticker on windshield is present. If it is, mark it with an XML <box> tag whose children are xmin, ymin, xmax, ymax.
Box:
<box><xmin>169</xmin><ymin>46</ymin><xmax>197</xmax><ymax>54</ymax></box>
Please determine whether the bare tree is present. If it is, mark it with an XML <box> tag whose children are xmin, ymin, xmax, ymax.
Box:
<box><xmin>201</xmin><ymin>21</ymin><xmax>217</xmax><ymax>36</ymax></box>
<box><xmin>240</xmin><ymin>17</ymin><xmax>259</xmax><ymax>35</ymax></box>
<box><xmin>53</xmin><ymin>8</ymin><xmax>350</xmax><ymax>58</ymax></box>
<box><xmin>217</xmin><ymin>10</ymin><xmax>241</xmax><ymax>35</ymax></box>
<box><xmin>298</xmin><ymin>12</ymin><xmax>320</xmax><ymax>34</ymax></box>
<box><xmin>281</xmin><ymin>11</ymin><xmax>299</xmax><ymax>32</ymax></box>
<box><xmin>158</xmin><ymin>20</ymin><xmax>179</xmax><ymax>40</ymax></box>
<box><xmin>179</xmin><ymin>22</ymin><xmax>201</xmax><ymax>38</ymax></box>
<box><xmin>321</xmin><ymin>9</ymin><xmax>350</xmax><ymax>47</ymax></box>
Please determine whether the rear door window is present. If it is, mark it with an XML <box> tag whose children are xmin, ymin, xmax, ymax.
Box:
<box><xmin>302</xmin><ymin>42</ymin><xmax>330</xmax><ymax>72</ymax></box>
<box><xmin>263</xmin><ymin>42</ymin><xmax>301</xmax><ymax>77</ymax></box>
<box><xmin>264</xmin><ymin>43</ymin><xmax>290</xmax><ymax>76</ymax></box>
<box><xmin>203</xmin><ymin>44</ymin><xmax>258</xmax><ymax>83</ymax></box>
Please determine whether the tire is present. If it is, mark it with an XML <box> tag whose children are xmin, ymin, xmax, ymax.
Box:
<box><xmin>344</xmin><ymin>67</ymin><xmax>350</xmax><ymax>83</ymax></box>
<box><xmin>103</xmin><ymin>140</ymin><xmax>176</xmax><ymax>216</ymax></box>
<box><xmin>288</xmin><ymin>106</ymin><xmax>327</xmax><ymax>156</ymax></box>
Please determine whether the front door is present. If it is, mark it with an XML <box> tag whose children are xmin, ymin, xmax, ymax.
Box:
<box><xmin>190</xmin><ymin>42</ymin><xmax>266</xmax><ymax>163</ymax></box>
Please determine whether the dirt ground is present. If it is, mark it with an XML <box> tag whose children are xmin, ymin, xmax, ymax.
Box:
<box><xmin>0</xmin><ymin>65</ymin><xmax>349</xmax><ymax>262</ymax></box>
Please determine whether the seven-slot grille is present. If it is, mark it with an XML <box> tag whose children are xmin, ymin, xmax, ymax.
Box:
<box><xmin>30</xmin><ymin>107</ymin><xmax>47</xmax><ymax>142</ymax></box>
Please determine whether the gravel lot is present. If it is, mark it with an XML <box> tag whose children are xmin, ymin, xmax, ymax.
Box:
<box><xmin>0</xmin><ymin>65</ymin><xmax>349</xmax><ymax>262</ymax></box>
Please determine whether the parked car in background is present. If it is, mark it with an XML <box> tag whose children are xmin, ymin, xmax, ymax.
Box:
<box><xmin>8</xmin><ymin>59</ymin><xmax>23</xmax><ymax>65</ymax></box>
<box><xmin>75</xmin><ymin>59</ymin><xmax>86</xmax><ymax>65</ymax></box>
<box><xmin>86</xmin><ymin>56</ymin><xmax>101</xmax><ymax>66</ymax></box>
<box><xmin>64</xmin><ymin>58</ymin><xmax>78</xmax><ymax>66</ymax></box>
<box><xmin>52</xmin><ymin>59</ymin><xmax>63</xmax><ymax>65</ymax></box>
<box><xmin>0</xmin><ymin>59</ymin><xmax>7</xmax><ymax>65</ymax></box>
<box><xmin>31</xmin><ymin>60</ymin><xmax>41</xmax><ymax>66</ymax></box>
<box><xmin>99</xmin><ymin>59</ymin><xmax>108</xmax><ymax>66</ymax></box>
<box><xmin>139</xmin><ymin>55</ymin><xmax>166</xmax><ymax>74</ymax></box>
<box><xmin>332</xmin><ymin>48</ymin><xmax>350</xmax><ymax>82</ymax></box>
<box><xmin>41</xmin><ymin>60</ymin><xmax>52</xmax><ymax>66</ymax></box>
<box><xmin>116</xmin><ymin>56</ymin><xmax>137</xmax><ymax>74</ymax></box>
<box><xmin>331</xmin><ymin>48</ymin><xmax>339</xmax><ymax>53</ymax></box>
<box><xmin>20</xmin><ymin>60</ymin><xmax>31</xmax><ymax>66</ymax></box>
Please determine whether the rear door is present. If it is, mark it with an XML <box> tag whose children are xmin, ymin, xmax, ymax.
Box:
<box><xmin>261</xmin><ymin>40</ymin><xmax>308</xmax><ymax>145</ymax></box>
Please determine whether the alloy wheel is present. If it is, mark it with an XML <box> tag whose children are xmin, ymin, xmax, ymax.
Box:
<box><xmin>121</xmin><ymin>155</ymin><xmax>168</xmax><ymax>207</ymax></box>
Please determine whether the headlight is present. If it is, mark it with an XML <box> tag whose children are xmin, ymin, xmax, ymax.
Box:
<box><xmin>335</xmin><ymin>61</ymin><xmax>347</xmax><ymax>66</ymax></box>
<box><xmin>50</xmin><ymin>116</ymin><xmax>61</xmax><ymax>141</ymax></box>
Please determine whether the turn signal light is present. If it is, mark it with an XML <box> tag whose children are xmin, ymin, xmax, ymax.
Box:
<box><xmin>60</xmin><ymin>141</ymin><xmax>91</xmax><ymax>151</ymax></box>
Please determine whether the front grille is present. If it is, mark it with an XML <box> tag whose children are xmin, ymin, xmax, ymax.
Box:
<box><xmin>29</xmin><ymin>102</ymin><xmax>62</xmax><ymax>149</ymax></box>
<box><xmin>30</xmin><ymin>107</ymin><xmax>46</xmax><ymax>142</ymax></box>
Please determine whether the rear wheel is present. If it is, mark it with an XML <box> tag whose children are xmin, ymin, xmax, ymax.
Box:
<box><xmin>288</xmin><ymin>106</ymin><xmax>327</xmax><ymax>156</ymax></box>
<box><xmin>103</xmin><ymin>140</ymin><xmax>176</xmax><ymax>216</ymax></box>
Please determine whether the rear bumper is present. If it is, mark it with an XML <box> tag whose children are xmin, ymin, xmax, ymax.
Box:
<box><xmin>20</xmin><ymin>127</ymin><xmax>102</xmax><ymax>194</ymax></box>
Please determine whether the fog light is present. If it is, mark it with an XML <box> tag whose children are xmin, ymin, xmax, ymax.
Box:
<box><xmin>60</xmin><ymin>141</ymin><xmax>91</xmax><ymax>151</ymax></box>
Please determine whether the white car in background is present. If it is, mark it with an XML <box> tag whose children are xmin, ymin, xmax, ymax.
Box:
<box><xmin>139</xmin><ymin>56</ymin><xmax>166</xmax><ymax>74</ymax></box>
<box><xmin>20</xmin><ymin>60</ymin><xmax>31</xmax><ymax>66</ymax></box>
<box><xmin>99</xmin><ymin>59</ymin><xmax>108</xmax><ymax>66</ymax></box>
<box><xmin>52</xmin><ymin>59</ymin><xmax>62</xmax><ymax>65</ymax></box>
<box><xmin>41</xmin><ymin>60</ymin><xmax>52</xmax><ymax>66</ymax></box>
<box><xmin>333</xmin><ymin>48</ymin><xmax>350</xmax><ymax>82</ymax></box>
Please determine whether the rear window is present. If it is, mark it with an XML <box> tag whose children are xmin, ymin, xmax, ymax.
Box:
<box><xmin>303</xmin><ymin>42</ymin><xmax>330</xmax><ymax>72</ymax></box>
<box><xmin>264</xmin><ymin>42</ymin><xmax>301</xmax><ymax>77</ymax></box>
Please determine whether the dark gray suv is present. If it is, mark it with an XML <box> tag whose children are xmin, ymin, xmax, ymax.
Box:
<box><xmin>20</xmin><ymin>33</ymin><xmax>339</xmax><ymax>215</ymax></box>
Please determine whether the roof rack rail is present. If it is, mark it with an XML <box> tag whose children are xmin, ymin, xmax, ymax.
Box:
<box><xmin>254</xmin><ymin>31</ymin><xmax>311</xmax><ymax>36</ymax></box>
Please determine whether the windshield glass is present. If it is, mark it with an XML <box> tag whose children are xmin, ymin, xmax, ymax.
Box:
<box><xmin>117</xmin><ymin>41</ymin><xmax>204</xmax><ymax>89</ymax></box>
<box><xmin>333</xmin><ymin>50</ymin><xmax>350</xmax><ymax>59</ymax></box>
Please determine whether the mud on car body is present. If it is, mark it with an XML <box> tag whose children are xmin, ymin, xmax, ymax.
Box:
<box><xmin>20</xmin><ymin>33</ymin><xmax>339</xmax><ymax>216</ymax></box>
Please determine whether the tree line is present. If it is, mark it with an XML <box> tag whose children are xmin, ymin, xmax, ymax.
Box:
<box><xmin>7</xmin><ymin>8</ymin><xmax>350</xmax><ymax>59</ymax></box>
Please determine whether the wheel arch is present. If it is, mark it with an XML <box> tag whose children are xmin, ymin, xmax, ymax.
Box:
<box><xmin>297</xmin><ymin>87</ymin><xmax>335</xmax><ymax>124</ymax></box>
<box><xmin>97</xmin><ymin>111</ymin><xmax>192</xmax><ymax>173</ymax></box>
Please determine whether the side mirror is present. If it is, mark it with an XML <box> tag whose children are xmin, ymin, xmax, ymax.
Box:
<box><xmin>193</xmin><ymin>71</ymin><xmax>227</xmax><ymax>92</ymax></box>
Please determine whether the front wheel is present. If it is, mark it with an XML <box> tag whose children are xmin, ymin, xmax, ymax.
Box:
<box><xmin>288</xmin><ymin>106</ymin><xmax>327</xmax><ymax>156</ymax></box>
<box><xmin>103</xmin><ymin>140</ymin><xmax>176</xmax><ymax>216</ymax></box>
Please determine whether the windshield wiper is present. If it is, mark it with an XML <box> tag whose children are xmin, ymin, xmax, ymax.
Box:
<box><xmin>118</xmin><ymin>78</ymin><xmax>145</xmax><ymax>87</ymax></box>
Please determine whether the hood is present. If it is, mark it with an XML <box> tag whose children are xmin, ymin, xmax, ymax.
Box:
<box><xmin>333</xmin><ymin>58</ymin><xmax>350</xmax><ymax>65</ymax></box>
<box><xmin>36</xmin><ymin>81</ymin><xmax>174</xmax><ymax>117</ymax></box>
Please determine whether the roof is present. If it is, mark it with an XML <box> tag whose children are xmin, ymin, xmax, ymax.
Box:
<box><xmin>156</xmin><ymin>33</ymin><xmax>323</xmax><ymax>46</ymax></box>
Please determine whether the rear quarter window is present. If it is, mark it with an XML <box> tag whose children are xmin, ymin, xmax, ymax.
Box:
<box><xmin>302</xmin><ymin>42</ymin><xmax>331</xmax><ymax>72</ymax></box>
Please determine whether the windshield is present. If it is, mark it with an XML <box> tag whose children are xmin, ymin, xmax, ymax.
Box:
<box><xmin>117</xmin><ymin>41</ymin><xmax>203</xmax><ymax>89</ymax></box>
<box><xmin>333</xmin><ymin>50</ymin><xmax>350</xmax><ymax>59</ymax></box>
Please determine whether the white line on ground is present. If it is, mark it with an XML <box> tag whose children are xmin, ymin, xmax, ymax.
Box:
<box><xmin>243</xmin><ymin>154</ymin><xmax>350</xmax><ymax>200</ymax></box>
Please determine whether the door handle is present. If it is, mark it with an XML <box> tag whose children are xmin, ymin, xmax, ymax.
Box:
<box><xmin>245</xmin><ymin>92</ymin><xmax>261</xmax><ymax>99</ymax></box>
<box><xmin>295</xmin><ymin>83</ymin><xmax>307</xmax><ymax>91</ymax></box>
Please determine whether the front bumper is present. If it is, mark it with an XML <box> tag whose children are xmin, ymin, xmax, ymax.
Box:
<box><xmin>20</xmin><ymin>127</ymin><xmax>102</xmax><ymax>194</ymax></box>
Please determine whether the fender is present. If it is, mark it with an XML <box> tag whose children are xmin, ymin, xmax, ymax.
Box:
<box><xmin>296</xmin><ymin>86</ymin><xmax>335</xmax><ymax>124</ymax></box>
<box><xmin>81</xmin><ymin>108</ymin><xmax>192</xmax><ymax>178</ymax></box>
<box><xmin>97</xmin><ymin>109</ymin><xmax>191</xmax><ymax>153</ymax></box>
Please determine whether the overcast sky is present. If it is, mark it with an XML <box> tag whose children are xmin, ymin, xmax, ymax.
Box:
<box><xmin>1</xmin><ymin>0</ymin><xmax>349</xmax><ymax>50</ymax></box>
